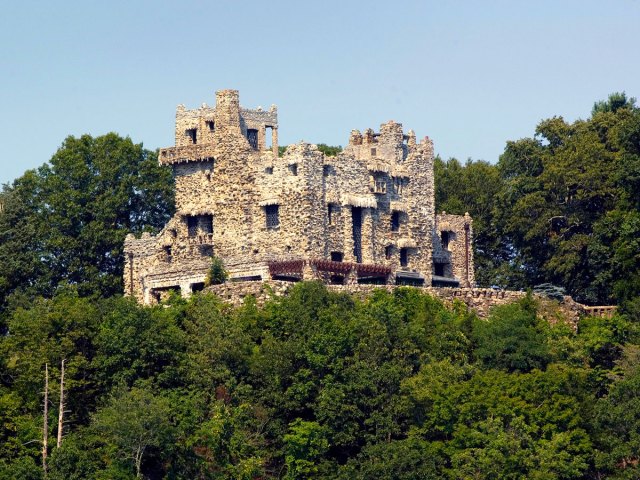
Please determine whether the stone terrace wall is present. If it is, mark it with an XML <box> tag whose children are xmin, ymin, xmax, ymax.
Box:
<box><xmin>205</xmin><ymin>280</ymin><xmax>587</xmax><ymax>327</ymax></box>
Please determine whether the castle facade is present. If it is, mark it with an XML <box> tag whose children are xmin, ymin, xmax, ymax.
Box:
<box><xmin>124</xmin><ymin>89</ymin><xmax>474</xmax><ymax>304</ymax></box>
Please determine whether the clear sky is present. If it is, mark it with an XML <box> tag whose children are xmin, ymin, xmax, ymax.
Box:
<box><xmin>1</xmin><ymin>0</ymin><xmax>638</xmax><ymax>185</ymax></box>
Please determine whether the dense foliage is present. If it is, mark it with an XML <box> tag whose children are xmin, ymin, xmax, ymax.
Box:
<box><xmin>0</xmin><ymin>133</ymin><xmax>174</xmax><ymax>312</ymax></box>
<box><xmin>0</xmin><ymin>284</ymin><xmax>638</xmax><ymax>479</ymax></box>
<box><xmin>435</xmin><ymin>92</ymin><xmax>640</xmax><ymax>309</ymax></box>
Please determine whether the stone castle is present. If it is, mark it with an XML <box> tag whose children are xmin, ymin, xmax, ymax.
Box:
<box><xmin>124</xmin><ymin>89</ymin><xmax>474</xmax><ymax>304</ymax></box>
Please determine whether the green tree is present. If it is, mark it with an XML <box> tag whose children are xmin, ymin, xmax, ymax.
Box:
<box><xmin>0</xmin><ymin>133</ymin><xmax>173</xmax><ymax>308</ymax></box>
<box><xmin>92</xmin><ymin>385</ymin><xmax>174</xmax><ymax>478</ymax></box>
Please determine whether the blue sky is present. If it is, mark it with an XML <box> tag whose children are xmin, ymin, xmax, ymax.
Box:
<box><xmin>1</xmin><ymin>0</ymin><xmax>638</xmax><ymax>185</ymax></box>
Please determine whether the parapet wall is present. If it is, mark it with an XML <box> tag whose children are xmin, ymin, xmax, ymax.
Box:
<box><xmin>204</xmin><ymin>280</ymin><xmax>591</xmax><ymax>327</ymax></box>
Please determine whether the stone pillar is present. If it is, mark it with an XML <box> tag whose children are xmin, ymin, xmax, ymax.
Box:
<box><xmin>180</xmin><ymin>282</ymin><xmax>192</xmax><ymax>299</ymax></box>
<box><xmin>272</xmin><ymin>127</ymin><xmax>278</xmax><ymax>156</ymax></box>
<box><xmin>302</xmin><ymin>261</ymin><xmax>317</xmax><ymax>281</ymax></box>
<box><xmin>345</xmin><ymin>267</ymin><xmax>358</xmax><ymax>285</ymax></box>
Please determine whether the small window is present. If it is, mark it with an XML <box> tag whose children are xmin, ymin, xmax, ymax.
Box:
<box><xmin>331</xmin><ymin>251</ymin><xmax>343</xmax><ymax>262</ymax></box>
<box><xmin>328</xmin><ymin>204</ymin><xmax>338</xmax><ymax>225</ymax></box>
<box><xmin>164</xmin><ymin>246</ymin><xmax>172</xmax><ymax>262</ymax></box>
<box><xmin>385</xmin><ymin>245</ymin><xmax>393</xmax><ymax>260</ymax></box>
<box><xmin>202</xmin><ymin>215</ymin><xmax>213</xmax><ymax>234</ymax></box>
<box><xmin>441</xmin><ymin>231</ymin><xmax>450</xmax><ymax>250</ymax></box>
<box><xmin>323</xmin><ymin>165</ymin><xmax>331</xmax><ymax>177</ymax></box>
<box><xmin>434</xmin><ymin>263</ymin><xmax>445</xmax><ymax>276</ymax></box>
<box><xmin>247</xmin><ymin>129</ymin><xmax>258</xmax><ymax>149</ymax></box>
<box><xmin>393</xmin><ymin>177</ymin><xmax>404</xmax><ymax>194</ymax></box>
<box><xmin>186</xmin><ymin>128</ymin><xmax>197</xmax><ymax>144</ymax></box>
<box><xmin>374</xmin><ymin>180</ymin><xmax>386</xmax><ymax>194</ymax></box>
<box><xmin>265</xmin><ymin>204</ymin><xmax>280</xmax><ymax>229</ymax></box>
<box><xmin>400</xmin><ymin>248</ymin><xmax>408</xmax><ymax>267</ymax></box>
<box><xmin>206</xmin><ymin>121</ymin><xmax>215</xmax><ymax>132</ymax></box>
<box><xmin>187</xmin><ymin>216</ymin><xmax>198</xmax><ymax>237</ymax></box>
<box><xmin>371</xmin><ymin>147</ymin><xmax>377</xmax><ymax>156</ymax></box>
<box><xmin>391</xmin><ymin>211</ymin><xmax>401</xmax><ymax>232</ymax></box>
<box><xmin>264</xmin><ymin>166</ymin><xmax>273</xmax><ymax>175</ymax></box>
<box><xmin>289</xmin><ymin>164</ymin><xmax>298</xmax><ymax>176</ymax></box>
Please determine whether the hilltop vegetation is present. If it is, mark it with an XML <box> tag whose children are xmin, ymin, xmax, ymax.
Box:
<box><xmin>0</xmin><ymin>93</ymin><xmax>640</xmax><ymax>478</ymax></box>
<box><xmin>0</xmin><ymin>283</ymin><xmax>639</xmax><ymax>479</ymax></box>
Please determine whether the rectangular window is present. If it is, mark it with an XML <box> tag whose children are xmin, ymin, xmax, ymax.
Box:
<box><xmin>331</xmin><ymin>251</ymin><xmax>343</xmax><ymax>262</ymax></box>
<box><xmin>201</xmin><ymin>215</ymin><xmax>213</xmax><ymax>234</ymax></box>
<box><xmin>385</xmin><ymin>245</ymin><xmax>393</xmax><ymax>260</ymax></box>
<box><xmin>265</xmin><ymin>166</ymin><xmax>273</xmax><ymax>175</ymax></box>
<box><xmin>391</xmin><ymin>211</ymin><xmax>401</xmax><ymax>232</ymax></box>
<box><xmin>323</xmin><ymin>165</ymin><xmax>331</xmax><ymax>176</ymax></box>
<box><xmin>371</xmin><ymin>147</ymin><xmax>377</xmax><ymax>156</ymax></box>
<box><xmin>434</xmin><ymin>263</ymin><xmax>445</xmax><ymax>276</ymax></box>
<box><xmin>247</xmin><ymin>129</ymin><xmax>258</xmax><ymax>149</ymax></box>
<box><xmin>328</xmin><ymin>204</ymin><xmax>338</xmax><ymax>225</ymax></box>
<box><xmin>400</xmin><ymin>248</ymin><xmax>408</xmax><ymax>267</ymax></box>
<box><xmin>187</xmin><ymin>216</ymin><xmax>198</xmax><ymax>237</ymax></box>
<box><xmin>352</xmin><ymin>207</ymin><xmax>362</xmax><ymax>263</ymax></box>
<box><xmin>265</xmin><ymin>204</ymin><xmax>280</xmax><ymax>229</ymax></box>
<box><xmin>206</xmin><ymin>121</ymin><xmax>215</xmax><ymax>132</ymax></box>
<box><xmin>441</xmin><ymin>231</ymin><xmax>450</xmax><ymax>250</ymax></box>
<box><xmin>186</xmin><ymin>128</ymin><xmax>197</xmax><ymax>144</ymax></box>
<box><xmin>374</xmin><ymin>180</ymin><xmax>386</xmax><ymax>194</ymax></box>
<box><xmin>289</xmin><ymin>164</ymin><xmax>298</xmax><ymax>176</ymax></box>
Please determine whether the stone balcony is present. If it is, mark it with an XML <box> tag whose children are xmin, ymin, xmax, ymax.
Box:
<box><xmin>158</xmin><ymin>144</ymin><xmax>216</xmax><ymax>165</ymax></box>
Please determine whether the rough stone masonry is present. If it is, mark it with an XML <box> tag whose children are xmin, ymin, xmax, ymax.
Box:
<box><xmin>124</xmin><ymin>89</ymin><xmax>474</xmax><ymax>305</ymax></box>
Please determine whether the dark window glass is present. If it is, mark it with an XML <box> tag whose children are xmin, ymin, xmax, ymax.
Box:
<box><xmin>400</xmin><ymin>248</ymin><xmax>408</xmax><ymax>267</ymax></box>
<box><xmin>247</xmin><ymin>129</ymin><xmax>258</xmax><ymax>149</ymax></box>
<box><xmin>441</xmin><ymin>231</ymin><xmax>450</xmax><ymax>250</ymax></box>
<box><xmin>391</xmin><ymin>211</ymin><xmax>401</xmax><ymax>232</ymax></box>
<box><xmin>265</xmin><ymin>205</ymin><xmax>280</xmax><ymax>229</ymax></box>
<box><xmin>434</xmin><ymin>263</ymin><xmax>445</xmax><ymax>276</ymax></box>
<box><xmin>331</xmin><ymin>252</ymin><xmax>343</xmax><ymax>262</ymax></box>
<box><xmin>187</xmin><ymin>216</ymin><xmax>198</xmax><ymax>237</ymax></box>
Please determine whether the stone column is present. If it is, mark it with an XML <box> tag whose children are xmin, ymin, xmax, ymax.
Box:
<box><xmin>272</xmin><ymin>127</ymin><xmax>278</xmax><ymax>156</ymax></box>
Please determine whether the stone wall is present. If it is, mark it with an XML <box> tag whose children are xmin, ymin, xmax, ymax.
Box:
<box><xmin>203</xmin><ymin>280</ymin><xmax>587</xmax><ymax>328</ymax></box>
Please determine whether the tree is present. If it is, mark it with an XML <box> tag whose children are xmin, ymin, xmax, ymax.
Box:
<box><xmin>91</xmin><ymin>386</ymin><xmax>174</xmax><ymax>478</ymax></box>
<box><xmin>205</xmin><ymin>256</ymin><xmax>228</xmax><ymax>286</ymax></box>
<box><xmin>0</xmin><ymin>133</ymin><xmax>174</xmax><ymax>308</ymax></box>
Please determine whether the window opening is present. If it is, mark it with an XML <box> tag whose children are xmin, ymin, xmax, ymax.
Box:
<box><xmin>434</xmin><ymin>263</ymin><xmax>445</xmax><ymax>276</ymax></box>
<box><xmin>441</xmin><ymin>231</ymin><xmax>450</xmax><ymax>250</ymax></box>
<box><xmin>328</xmin><ymin>204</ymin><xmax>338</xmax><ymax>225</ymax></box>
<box><xmin>265</xmin><ymin>166</ymin><xmax>273</xmax><ymax>175</ymax></box>
<box><xmin>201</xmin><ymin>215</ymin><xmax>213</xmax><ymax>234</ymax></box>
<box><xmin>265</xmin><ymin>126</ymin><xmax>273</xmax><ymax>149</ymax></box>
<box><xmin>247</xmin><ymin>129</ymin><xmax>258</xmax><ymax>149</ymax></box>
<box><xmin>374</xmin><ymin>179</ymin><xmax>386</xmax><ymax>194</ymax></box>
<box><xmin>206</xmin><ymin>121</ymin><xmax>215</xmax><ymax>132</ymax></box>
<box><xmin>186</xmin><ymin>128</ymin><xmax>197</xmax><ymax>144</ymax></box>
<box><xmin>385</xmin><ymin>245</ymin><xmax>393</xmax><ymax>260</ymax></box>
<box><xmin>391</xmin><ymin>211</ymin><xmax>401</xmax><ymax>232</ymax></box>
<box><xmin>400</xmin><ymin>248</ymin><xmax>408</xmax><ymax>267</ymax></box>
<box><xmin>289</xmin><ymin>164</ymin><xmax>298</xmax><ymax>176</ymax></box>
<box><xmin>323</xmin><ymin>165</ymin><xmax>331</xmax><ymax>177</ymax></box>
<box><xmin>331</xmin><ymin>251</ymin><xmax>343</xmax><ymax>262</ymax></box>
<box><xmin>265</xmin><ymin>205</ymin><xmax>280</xmax><ymax>229</ymax></box>
<box><xmin>187</xmin><ymin>216</ymin><xmax>198</xmax><ymax>237</ymax></box>
<box><xmin>352</xmin><ymin>207</ymin><xmax>363</xmax><ymax>263</ymax></box>
<box><xmin>371</xmin><ymin>147</ymin><xmax>377</xmax><ymax>156</ymax></box>
<box><xmin>393</xmin><ymin>177</ymin><xmax>404</xmax><ymax>194</ymax></box>
<box><xmin>164</xmin><ymin>246</ymin><xmax>172</xmax><ymax>262</ymax></box>
<box><xmin>191</xmin><ymin>282</ymin><xmax>205</xmax><ymax>293</ymax></box>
